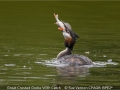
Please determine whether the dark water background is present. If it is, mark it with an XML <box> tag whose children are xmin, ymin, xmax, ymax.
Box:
<box><xmin>0</xmin><ymin>1</ymin><xmax>120</xmax><ymax>90</ymax></box>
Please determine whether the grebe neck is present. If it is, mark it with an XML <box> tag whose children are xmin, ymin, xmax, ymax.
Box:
<box><xmin>56</xmin><ymin>22</ymin><xmax>79</xmax><ymax>59</ymax></box>
<box><xmin>57</xmin><ymin>47</ymin><xmax>73</xmax><ymax>59</ymax></box>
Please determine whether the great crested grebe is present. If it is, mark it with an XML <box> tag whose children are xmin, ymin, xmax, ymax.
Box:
<box><xmin>54</xmin><ymin>13</ymin><xmax>93</xmax><ymax>65</ymax></box>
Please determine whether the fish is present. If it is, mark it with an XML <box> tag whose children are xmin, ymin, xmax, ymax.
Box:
<box><xmin>54</xmin><ymin>13</ymin><xmax>78</xmax><ymax>40</ymax></box>
<box><xmin>54</xmin><ymin>13</ymin><xmax>72</xmax><ymax>31</ymax></box>
<box><xmin>54</xmin><ymin>13</ymin><xmax>65</xmax><ymax>31</ymax></box>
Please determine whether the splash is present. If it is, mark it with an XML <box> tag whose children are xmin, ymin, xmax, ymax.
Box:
<box><xmin>93</xmin><ymin>59</ymin><xmax>118</xmax><ymax>67</ymax></box>
<box><xmin>35</xmin><ymin>58</ymin><xmax>69</xmax><ymax>67</ymax></box>
<box><xmin>35</xmin><ymin>58</ymin><xmax>118</xmax><ymax>68</ymax></box>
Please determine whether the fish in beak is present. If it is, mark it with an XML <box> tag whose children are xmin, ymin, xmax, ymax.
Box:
<box><xmin>54</xmin><ymin>13</ymin><xmax>65</xmax><ymax>31</ymax></box>
<box><xmin>54</xmin><ymin>13</ymin><xmax>79</xmax><ymax>40</ymax></box>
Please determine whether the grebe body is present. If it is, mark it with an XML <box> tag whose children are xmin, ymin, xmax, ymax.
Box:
<box><xmin>57</xmin><ymin>54</ymin><xmax>93</xmax><ymax>65</ymax></box>
<box><xmin>54</xmin><ymin>13</ymin><xmax>93</xmax><ymax>66</ymax></box>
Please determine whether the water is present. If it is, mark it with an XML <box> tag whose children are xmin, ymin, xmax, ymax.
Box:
<box><xmin>0</xmin><ymin>1</ymin><xmax>120</xmax><ymax>90</ymax></box>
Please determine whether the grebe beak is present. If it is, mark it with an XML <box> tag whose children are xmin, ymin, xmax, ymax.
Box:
<box><xmin>58</xmin><ymin>27</ymin><xmax>64</xmax><ymax>31</ymax></box>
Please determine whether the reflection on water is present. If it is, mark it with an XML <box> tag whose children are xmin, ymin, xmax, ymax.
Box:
<box><xmin>56</xmin><ymin>66</ymin><xmax>90</xmax><ymax>77</ymax></box>
<box><xmin>36</xmin><ymin>59</ymin><xmax>91</xmax><ymax>76</ymax></box>
<box><xmin>39</xmin><ymin>58</ymin><xmax>118</xmax><ymax>87</ymax></box>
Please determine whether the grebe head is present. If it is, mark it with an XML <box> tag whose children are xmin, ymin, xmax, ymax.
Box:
<box><xmin>54</xmin><ymin>13</ymin><xmax>79</xmax><ymax>48</ymax></box>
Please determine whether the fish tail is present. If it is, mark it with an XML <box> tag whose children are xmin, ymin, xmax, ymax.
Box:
<box><xmin>54</xmin><ymin>13</ymin><xmax>59</xmax><ymax>20</ymax></box>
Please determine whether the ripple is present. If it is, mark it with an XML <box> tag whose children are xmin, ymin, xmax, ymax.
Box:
<box><xmin>93</xmin><ymin>59</ymin><xmax>118</xmax><ymax>67</ymax></box>
<box><xmin>0</xmin><ymin>73</ymin><xmax>6</xmax><ymax>74</ymax></box>
<box><xmin>0</xmin><ymin>68</ymin><xmax>7</xmax><ymax>70</ymax></box>
<box><xmin>4</xmin><ymin>55</ymin><xmax>9</xmax><ymax>56</ymax></box>
<box><xmin>16</xmin><ymin>72</ymin><xmax>32</xmax><ymax>75</ymax></box>
<box><xmin>14</xmin><ymin>67</ymin><xmax>32</xmax><ymax>70</ymax></box>
<box><xmin>14</xmin><ymin>54</ymin><xmax>21</xmax><ymax>56</ymax></box>
<box><xmin>13</xmin><ymin>54</ymin><xmax>34</xmax><ymax>56</ymax></box>
<box><xmin>9</xmin><ymin>79</ymin><xmax>27</xmax><ymax>81</ymax></box>
<box><xmin>4</xmin><ymin>64</ymin><xmax>16</xmax><ymax>67</ymax></box>
<box><xmin>8</xmin><ymin>76</ymin><xmax>49</xmax><ymax>80</ymax></box>
<box><xmin>39</xmin><ymin>54</ymin><xmax>47</xmax><ymax>56</ymax></box>
<box><xmin>45</xmin><ymin>75</ymin><xmax>56</xmax><ymax>77</ymax></box>
<box><xmin>35</xmin><ymin>61</ymin><xmax>44</xmax><ymax>64</ymax></box>
<box><xmin>22</xmin><ymin>54</ymin><xmax>34</xmax><ymax>56</ymax></box>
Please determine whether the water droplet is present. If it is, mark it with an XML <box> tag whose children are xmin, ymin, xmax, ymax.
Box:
<box><xmin>103</xmin><ymin>55</ymin><xmax>106</xmax><ymax>57</ymax></box>
<box><xmin>85</xmin><ymin>51</ymin><xmax>90</xmax><ymax>54</ymax></box>
<box><xmin>23</xmin><ymin>65</ymin><xmax>26</xmax><ymax>68</ymax></box>
<box><xmin>108</xmin><ymin>59</ymin><xmax>112</xmax><ymax>62</ymax></box>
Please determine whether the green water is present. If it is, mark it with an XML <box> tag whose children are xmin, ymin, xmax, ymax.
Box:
<box><xmin>0</xmin><ymin>1</ymin><xmax>120</xmax><ymax>90</ymax></box>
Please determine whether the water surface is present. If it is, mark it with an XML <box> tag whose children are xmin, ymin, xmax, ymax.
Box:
<box><xmin>0</xmin><ymin>1</ymin><xmax>120</xmax><ymax>90</ymax></box>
